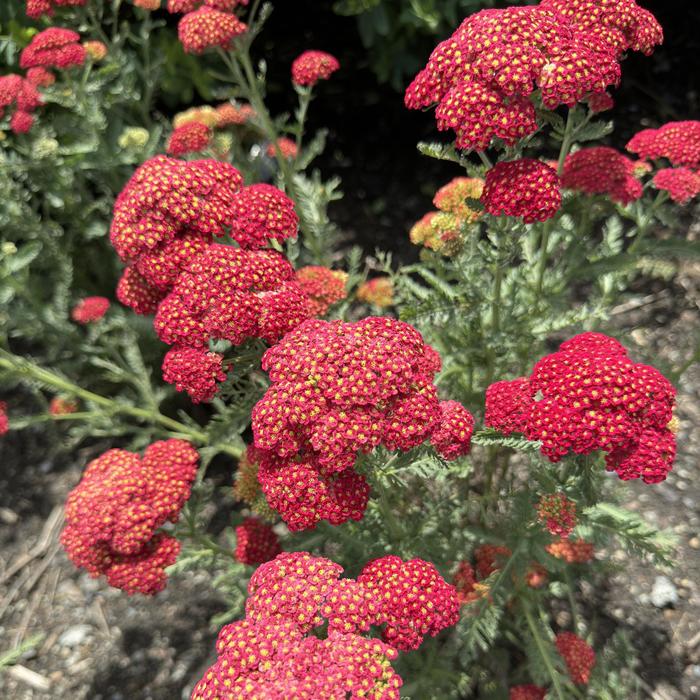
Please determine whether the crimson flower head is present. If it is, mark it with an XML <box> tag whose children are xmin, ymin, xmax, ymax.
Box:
<box><xmin>562</xmin><ymin>146</ymin><xmax>643</xmax><ymax>204</ymax></box>
<box><xmin>49</xmin><ymin>397</ymin><xmax>78</xmax><ymax>415</ymax></box>
<box><xmin>537</xmin><ymin>492</ymin><xmax>577</xmax><ymax>538</ymax></box>
<box><xmin>168</xmin><ymin>0</ymin><xmax>248</xmax><ymax>11</ymax></box>
<box><xmin>0</xmin><ymin>74</ymin><xmax>41</xmax><ymax>134</ymax></box>
<box><xmin>588</xmin><ymin>91</ymin><xmax>614</xmax><ymax>114</ymax></box>
<box><xmin>430</xmin><ymin>400</ymin><xmax>475</xmax><ymax>460</ymax></box>
<box><xmin>20</xmin><ymin>28</ymin><xmax>86</xmax><ymax>70</ymax></box>
<box><xmin>546</xmin><ymin>538</ymin><xmax>594</xmax><ymax>564</ymax></box>
<box><xmin>291</xmin><ymin>50</ymin><xmax>340</xmax><ymax>87</ymax></box>
<box><xmin>555</xmin><ymin>631</ymin><xmax>596</xmax><ymax>685</ymax></box>
<box><xmin>71</xmin><ymin>296</ymin><xmax>110</xmax><ymax>323</ymax></box>
<box><xmin>0</xmin><ymin>402</ymin><xmax>8</xmax><ymax>436</ymax></box>
<box><xmin>166</xmin><ymin>121</ymin><xmax>212</xmax><ymax>156</ymax></box>
<box><xmin>482</xmin><ymin>159</ymin><xmax>561</xmax><ymax>223</ymax></box>
<box><xmin>178</xmin><ymin>7</ymin><xmax>247</xmax><ymax>54</ymax></box>
<box><xmin>653</xmin><ymin>167</ymin><xmax>700</xmax><ymax>204</ymax></box>
<box><xmin>510</xmin><ymin>685</ymin><xmax>548</xmax><ymax>700</ymax></box>
<box><xmin>161</xmin><ymin>346</ymin><xmax>227</xmax><ymax>403</ymax></box>
<box><xmin>266</xmin><ymin>136</ymin><xmax>298</xmax><ymax>160</ymax></box>
<box><xmin>627</xmin><ymin>121</ymin><xmax>700</xmax><ymax>168</ymax></box>
<box><xmin>215</xmin><ymin>101</ymin><xmax>255</xmax><ymax>126</ymax></box>
<box><xmin>234</xmin><ymin>517</ymin><xmax>281</xmax><ymax>565</ymax></box>
<box><xmin>26</xmin><ymin>67</ymin><xmax>55</xmax><ymax>87</ymax></box>
<box><xmin>116</xmin><ymin>266</ymin><xmax>166</xmax><ymax>316</ymax></box>
<box><xmin>295</xmin><ymin>266</ymin><xmax>348</xmax><ymax>317</ymax></box>
<box><xmin>25</xmin><ymin>0</ymin><xmax>86</xmax><ymax>19</ymax></box>
<box><xmin>61</xmin><ymin>440</ymin><xmax>198</xmax><ymax>594</ymax></box>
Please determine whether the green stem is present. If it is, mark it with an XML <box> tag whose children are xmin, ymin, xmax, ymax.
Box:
<box><xmin>534</xmin><ymin>222</ymin><xmax>552</xmax><ymax>301</ymax></box>
<box><xmin>294</xmin><ymin>88</ymin><xmax>313</xmax><ymax>166</ymax></box>
<box><xmin>556</xmin><ymin>109</ymin><xmax>578</xmax><ymax>176</ymax></box>
<box><xmin>564</xmin><ymin>568</ymin><xmax>582</xmax><ymax>635</ymax></box>
<box><xmin>523</xmin><ymin>604</ymin><xmax>567</xmax><ymax>700</ymax></box>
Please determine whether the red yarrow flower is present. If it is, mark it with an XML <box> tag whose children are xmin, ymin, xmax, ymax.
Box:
<box><xmin>116</xmin><ymin>266</ymin><xmax>166</xmax><ymax>315</ymax></box>
<box><xmin>0</xmin><ymin>402</ymin><xmax>8</xmax><ymax>436</ymax></box>
<box><xmin>266</xmin><ymin>136</ymin><xmax>298</xmax><ymax>160</ymax></box>
<box><xmin>295</xmin><ymin>266</ymin><xmax>348</xmax><ymax>317</ymax></box>
<box><xmin>10</xmin><ymin>111</ymin><xmax>35</xmax><ymax>134</ymax></box>
<box><xmin>546</xmin><ymin>538</ymin><xmax>594</xmax><ymax>564</ymax></box>
<box><xmin>60</xmin><ymin>440</ymin><xmax>198</xmax><ymax>595</ymax></box>
<box><xmin>562</xmin><ymin>146</ymin><xmax>643</xmax><ymax>204</ymax></box>
<box><xmin>0</xmin><ymin>74</ymin><xmax>41</xmax><ymax>133</ymax></box>
<box><xmin>49</xmin><ymin>397</ymin><xmax>78</xmax><ymax>415</ymax></box>
<box><xmin>627</xmin><ymin>121</ymin><xmax>700</xmax><ymax>169</ymax></box>
<box><xmin>83</xmin><ymin>40</ymin><xmax>107</xmax><ymax>61</ymax></box>
<box><xmin>537</xmin><ymin>492</ymin><xmax>577</xmax><ymax>538</ymax></box>
<box><xmin>485</xmin><ymin>377</ymin><xmax>533</xmax><ymax>436</ymax></box>
<box><xmin>653</xmin><ymin>167</ymin><xmax>700</xmax><ymax>204</ymax></box>
<box><xmin>26</xmin><ymin>67</ymin><xmax>55</xmax><ymax>87</ymax></box>
<box><xmin>215</xmin><ymin>101</ymin><xmax>255</xmax><ymax>126</ymax></box>
<box><xmin>178</xmin><ymin>7</ymin><xmax>247</xmax><ymax>54</ymax></box>
<box><xmin>291</xmin><ymin>50</ymin><xmax>340</xmax><ymax>87</ymax></box>
<box><xmin>71</xmin><ymin>296</ymin><xmax>110</xmax><ymax>323</ymax></box>
<box><xmin>588</xmin><ymin>91</ymin><xmax>614</xmax><ymax>114</ymax></box>
<box><xmin>555</xmin><ymin>631</ymin><xmax>596</xmax><ymax>685</ymax></box>
<box><xmin>166</xmin><ymin>121</ymin><xmax>212</xmax><ymax>156</ymax></box>
<box><xmin>510</xmin><ymin>685</ymin><xmax>548</xmax><ymax>700</ymax></box>
<box><xmin>20</xmin><ymin>28</ymin><xmax>87</xmax><ymax>70</ymax></box>
<box><xmin>234</xmin><ymin>517</ymin><xmax>281</xmax><ymax>565</ymax></box>
<box><xmin>25</xmin><ymin>0</ymin><xmax>86</xmax><ymax>19</ymax></box>
<box><xmin>162</xmin><ymin>346</ymin><xmax>227</xmax><ymax>403</ymax></box>
<box><xmin>357</xmin><ymin>277</ymin><xmax>393</xmax><ymax>307</ymax></box>
<box><xmin>482</xmin><ymin>159</ymin><xmax>561</xmax><ymax>223</ymax></box>
<box><xmin>167</xmin><ymin>0</ymin><xmax>248</xmax><ymax>12</ymax></box>
<box><xmin>430</xmin><ymin>399</ymin><xmax>475</xmax><ymax>460</ymax></box>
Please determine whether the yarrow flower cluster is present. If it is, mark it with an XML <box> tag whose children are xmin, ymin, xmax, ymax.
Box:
<box><xmin>410</xmin><ymin>177</ymin><xmax>484</xmax><ymax>255</ymax></box>
<box><xmin>295</xmin><ymin>266</ymin><xmax>348</xmax><ymax>317</ymax></box>
<box><xmin>166</xmin><ymin>121</ymin><xmax>212</xmax><ymax>156</ymax></box>
<box><xmin>61</xmin><ymin>440</ymin><xmax>198</xmax><ymax>595</ymax></box>
<box><xmin>20</xmin><ymin>28</ymin><xmax>87</xmax><ymax>70</ymax></box>
<box><xmin>25</xmin><ymin>0</ymin><xmax>86</xmax><ymax>19</ymax></box>
<box><xmin>71</xmin><ymin>296</ymin><xmax>110</xmax><ymax>324</ymax></box>
<box><xmin>161</xmin><ymin>346</ymin><xmax>227</xmax><ymax>403</ymax></box>
<box><xmin>653</xmin><ymin>167</ymin><xmax>700</xmax><ymax>205</ymax></box>
<box><xmin>291</xmin><ymin>50</ymin><xmax>340</xmax><ymax>87</ymax></box>
<box><xmin>267</xmin><ymin>136</ymin><xmax>298</xmax><ymax>160</ymax></box>
<box><xmin>234</xmin><ymin>517</ymin><xmax>281</xmax><ymax>565</ymax></box>
<box><xmin>49</xmin><ymin>397</ymin><xmax>78</xmax><ymax>415</ymax></box>
<box><xmin>562</xmin><ymin>146</ymin><xmax>643</xmax><ymax>204</ymax></box>
<box><xmin>510</xmin><ymin>685</ymin><xmax>547</xmax><ymax>700</ymax></box>
<box><xmin>555</xmin><ymin>631</ymin><xmax>596</xmax><ymax>685</ymax></box>
<box><xmin>251</xmin><ymin>317</ymin><xmax>473</xmax><ymax>529</ymax></box>
<box><xmin>405</xmin><ymin>1</ymin><xmax>661</xmax><ymax>151</ymax></box>
<box><xmin>537</xmin><ymin>493</ymin><xmax>576</xmax><ymax>538</ymax></box>
<box><xmin>357</xmin><ymin>277</ymin><xmax>393</xmax><ymax>308</ymax></box>
<box><xmin>485</xmin><ymin>332</ymin><xmax>677</xmax><ymax>483</ymax></box>
<box><xmin>83</xmin><ymin>40</ymin><xmax>108</xmax><ymax>61</ymax></box>
<box><xmin>627</xmin><ymin>121</ymin><xmax>700</xmax><ymax>168</ymax></box>
<box><xmin>26</xmin><ymin>67</ymin><xmax>55</xmax><ymax>87</ymax></box>
<box><xmin>546</xmin><ymin>538</ymin><xmax>594</xmax><ymax>564</ymax></box>
<box><xmin>177</xmin><ymin>6</ymin><xmax>247</xmax><ymax>54</ymax></box>
<box><xmin>482</xmin><ymin>159</ymin><xmax>561</xmax><ymax>223</ymax></box>
<box><xmin>191</xmin><ymin>551</ymin><xmax>458</xmax><ymax>699</ymax></box>
<box><xmin>0</xmin><ymin>402</ymin><xmax>8</xmax><ymax>436</ymax></box>
<box><xmin>0</xmin><ymin>74</ymin><xmax>41</xmax><ymax>134</ymax></box>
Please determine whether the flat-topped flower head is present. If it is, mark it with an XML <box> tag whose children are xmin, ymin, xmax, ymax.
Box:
<box><xmin>267</xmin><ymin>136</ymin><xmax>298</xmax><ymax>160</ymax></box>
<box><xmin>433</xmin><ymin>177</ymin><xmax>484</xmax><ymax>222</ymax></box>
<box><xmin>83</xmin><ymin>40</ymin><xmax>107</xmax><ymax>61</ymax></box>
<box><xmin>555</xmin><ymin>631</ymin><xmax>596</xmax><ymax>685</ymax></box>
<box><xmin>26</xmin><ymin>67</ymin><xmax>55</xmax><ymax>87</ymax></box>
<box><xmin>482</xmin><ymin>159</ymin><xmax>561</xmax><ymax>223</ymax></box>
<box><xmin>546</xmin><ymin>538</ymin><xmax>594</xmax><ymax>564</ymax></box>
<box><xmin>485</xmin><ymin>377</ymin><xmax>533</xmax><ymax>436</ymax></box>
<box><xmin>653</xmin><ymin>167</ymin><xmax>700</xmax><ymax>204</ymax></box>
<box><xmin>161</xmin><ymin>346</ymin><xmax>226</xmax><ymax>403</ymax></box>
<box><xmin>430</xmin><ymin>400</ymin><xmax>475</xmax><ymax>460</ymax></box>
<box><xmin>173</xmin><ymin>105</ymin><xmax>219</xmax><ymax>129</ymax></box>
<box><xmin>168</xmin><ymin>0</ymin><xmax>248</xmax><ymax>12</ymax></box>
<box><xmin>71</xmin><ymin>296</ymin><xmax>109</xmax><ymax>323</ymax></box>
<box><xmin>166</xmin><ymin>121</ymin><xmax>211</xmax><ymax>156</ymax></box>
<box><xmin>61</xmin><ymin>440</ymin><xmax>198</xmax><ymax>594</ymax></box>
<box><xmin>20</xmin><ymin>28</ymin><xmax>86</xmax><ymax>70</ymax></box>
<box><xmin>562</xmin><ymin>146</ymin><xmax>643</xmax><ymax>204</ymax></box>
<box><xmin>292</xmin><ymin>50</ymin><xmax>340</xmax><ymax>87</ymax></box>
<box><xmin>295</xmin><ymin>266</ymin><xmax>348</xmax><ymax>317</ymax></box>
<box><xmin>357</xmin><ymin>277</ymin><xmax>393</xmax><ymax>307</ymax></box>
<box><xmin>25</xmin><ymin>0</ymin><xmax>86</xmax><ymax>19</ymax></box>
<box><xmin>214</xmin><ymin>101</ymin><xmax>255</xmax><ymax>126</ymax></box>
<box><xmin>537</xmin><ymin>492</ymin><xmax>576</xmax><ymax>538</ymax></box>
<box><xmin>178</xmin><ymin>7</ymin><xmax>247</xmax><ymax>54</ymax></box>
<box><xmin>234</xmin><ymin>517</ymin><xmax>281</xmax><ymax>565</ymax></box>
<box><xmin>0</xmin><ymin>74</ymin><xmax>42</xmax><ymax>133</ymax></box>
<box><xmin>627</xmin><ymin>121</ymin><xmax>700</xmax><ymax>168</ymax></box>
<box><xmin>510</xmin><ymin>685</ymin><xmax>548</xmax><ymax>700</ymax></box>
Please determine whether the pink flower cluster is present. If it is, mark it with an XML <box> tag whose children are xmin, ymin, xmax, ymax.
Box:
<box><xmin>234</xmin><ymin>517</ymin><xmax>281</xmax><ymax>565</ymax></box>
<box><xmin>482</xmin><ymin>159</ymin><xmax>562</xmax><ymax>223</ymax></box>
<box><xmin>25</xmin><ymin>0</ymin><xmax>86</xmax><ymax>19</ymax></box>
<box><xmin>486</xmin><ymin>332</ymin><xmax>677</xmax><ymax>483</ymax></box>
<box><xmin>170</xmin><ymin>1</ymin><xmax>248</xmax><ymax>54</ymax></box>
<box><xmin>555</xmin><ymin>631</ymin><xmax>596</xmax><ymax>685</ymax></box>
<box><xmin>405</xmin><ymin>1</ymin><xmax>661</xmax><ymax>151</ymax></box>
<box><xmin>191</xmin><ymin>551</ymin><xmax>458</xmax><ymax>698</ymax></box>
<box><xmin>111</xmin><ymin>156</ymin><xmax>309</xmax><ymax>402</ymax></box>
<box><xmin>295</xmin><ymin>266</ymin><xmax>348</xmax><ymax>317</ymax></box>
<box><xmin>166</xmin><ymin>121</ymin><xmax>212</xmax><ymax>156</ymax></box>
<box><xmin>562</xmin><ymin>146</ymin><xmax>643</xmax><ymax>204</ymax></box>
<box><xmin>0</xmin><ymin>402</ymin><xmax>8</xmax><ymax>436</ymax></box>
<box><xmin>251</xmin><ymin>317</ymin><xmax>474</xmax><ymax>529</ymax></box>
<box><xmin>291</xmin><ymin>50</ymin><xmax>340</xmax><ymax>87</ymax></box>
<box><xmin>627</xmin><ymin>121</ymin><xmax>700</xmax><ymax>169</ymax></box>
<box><xmin>61</xmin><ymin>440</ymin><xmax>198</xmax><ymax>595</ymax></box>
<box><xmin>71</xmin><ymin>296</ymin><xmax>110</xmax><ymax>324</ymax></box>
<box><xmin>20</xmin><ymin>28</ymin><xmax>86</xmax><ymax>70</ymax></box>
<box><xmin>0</xmin><ymin>74</ymin><xmax>41</xmax><ymax>134</ymax></box>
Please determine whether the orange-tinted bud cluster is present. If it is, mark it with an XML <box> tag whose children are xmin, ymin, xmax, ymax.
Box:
<box><xmin>49</xmin><ymin>397</ymin><xmax>78</xmax><ymax>415</ymax></box>
<box><xmin>546</xmin><ymin>538</ymin><xmax>594</xmax><ymax>564</ymax></box>
<box><xmin>20</xmin><ymin>28</ymin><xmax>86</xmax><ymax>70</ymax></box>
<box><xmin>161</xmin><ymin>346</ymin><xmax>226</xmax><ymax>403</ymax></box>
<box><xmin>653</xmin><ymin>167</ymin><xmax>700</xmax><ymax>205</ymax></box>
<box><xmin>166</xmin><ymin>121</ymin><xmax>212</xmax><ymax>156</ymax></box>
<box><xmin>234</xmin><ymin>517</ymin><xmax>281</xmax><ymax>565</ymax></box>
<box><xmin>562</xmin><ymin>146</ymin><xmax>643</xmax><ymax>204</ymax></box>
<box><xmin>537</xmin><ymin>493</ymin><xmax>576</xmax><ymax>538</ymax></box>
<box><xmin>25</xmin><ymin>0</ymin><xmax>86</xmax><ymax>19</ymax></box>
<box><xmin>510</xmin><ymin>685</ymin><xmax>547</xmax><ymax>700</ymax></box>
<box><xmin>252</xmin><ymin>317</ymin><xmax>473</xmax><ymax>529</ymax></box>
<box><xmin>60</xmin><ymin>440</ymin><xmax>198</xmax><ymax>595</ymax></box>
<box><xmin>178</xmin><ymin>7</ymin><xmax>247</xmax><ymax>54</ymax></box>
<box><xmin>168</xmin><ymin>0</ymin><xmax>248</xmax><ymax>11</ymax></box>
<box><xmin>357</xmin><ymin>277</ymin><xmax>393</xmax><ymax>308</ymax></box>
<box><xmin>555</xmin><ymin>631</ymin><xmax>596</xmax><ymax>685</ymax></box>
<box><xmin>295</xmin><ymin>266</ymin><xmax>348</xmax><ymax>317</ymax></box>
<box><xmin>482</xmin><ymin>159</ymin><xmax>561</xmax><ymax>223</ymax></box>
<box><xmin>0</xmin><ymin>74</ymin><xmax>42</xmax><ymax>134</ymax></box>
<box><xmin>405</xmin><ymin>1</ymin><xmax>660</xmax><ymax>151</ymax></box>
<box><xmin>83</xmin><ymin>40</ymin><xmax>107</xmax><ymax>61</ymax></box>
<box><xmin>71</xmin><ymin>296</ymin><xmax>110</xmax><ymax>323</ymax></box>
<box><xmin>267</xmin><ymin>136</ymin><xmax>298</xmax><ymax>160</ymax></box>
<box><xmin>627</xmin><ymin>121</ymin><xmax>700</xmax><ymax>169</ymax></box>
<box><xmin>291</xmin><ymin>50</ymin><xmax>340</xmax><ymax>87</ymax></box>
<box><xmin>215</xmin><ymin>101</ymin><xmax>255</xmax><ymax>126</ymax></box>
<box><xmin>486</xmin><ymin>332</ymin><xmax>677</xmax><ymax>483</ymax></box>
<box><xmin>134</xmin><ymin>0</ymin><xmax>161</xmax><ymax>9</ymax></box>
